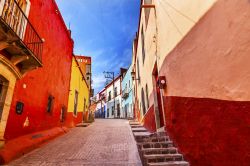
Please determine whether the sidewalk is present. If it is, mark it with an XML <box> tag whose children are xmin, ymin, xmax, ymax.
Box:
<box><xmin>0</xmin><ymin>126</ymin><xmax>69</xmax><ymax>164</ymax></box>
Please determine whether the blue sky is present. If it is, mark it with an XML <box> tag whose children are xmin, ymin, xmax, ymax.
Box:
<box><xmin>55</xmin><ymin>0</ymin><xmax>140</xmax><ymax>93</ymax></box>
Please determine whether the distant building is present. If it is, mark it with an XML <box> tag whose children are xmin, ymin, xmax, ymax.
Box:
<box><xmin>95</xmin><ymin>68</ymin><xmax>128</xmax><ymax>119</ymax></box>
<box><xmin>95</xmin><ymin>89</ymin><xmax>106</xmax><ymax>118</ymax></box>
<box><xmin>66</xmin><ymin>56</ymin><xmax>89</xmax><ymax>126</ymax></box>
<box><xmin>105</xmin><ymin>75</ymin><xmax>122</xmax><ymax>118</ymax></box>
<box><xmin>75</xmin><ymin>56</ymin><xmax>92</xmax><ymax>90</ymax></box>
<box><xmin>121</xmin><ymin>65</ymin><xmax>133</xmax><ymax>118</ymax></box>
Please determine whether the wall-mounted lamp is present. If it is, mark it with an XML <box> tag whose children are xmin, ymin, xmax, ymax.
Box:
<box><xmin>131</xmin><ymin>70</ymin><xmax>140</xmax><ymax>81</ymax></box>
<box><xmin>157</xmin><ymin>76</ymin><xmax>167</xmax><ymax>89</ymax></box>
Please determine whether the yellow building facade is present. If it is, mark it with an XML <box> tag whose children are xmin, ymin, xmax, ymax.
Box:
<box><xmin>67</xmin><ymin>56</ymin><xmax>89</xmax><ymax>127</ymax></box>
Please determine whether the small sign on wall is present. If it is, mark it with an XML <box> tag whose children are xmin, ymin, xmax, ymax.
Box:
<box><xmin>16</xmin><ymin>101</ymin><xmax>24</xmax><ymax>115</ymax></box>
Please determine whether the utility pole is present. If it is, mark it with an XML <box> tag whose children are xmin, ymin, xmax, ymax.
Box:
<box><xmin>103</xmin><ymin>71</ymin><xmax>115</xmax><ymax>118</ymax></box>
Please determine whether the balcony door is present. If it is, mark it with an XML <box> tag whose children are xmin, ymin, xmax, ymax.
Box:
<box><xmin>1</xmin><ymin>0</ymin><xmax>30</xmax><ymax>38</ymax></box>
<box><xmin>0</xmin><ymin>75</ymin><xmax>9</xmax><ymax>121</ymax></box>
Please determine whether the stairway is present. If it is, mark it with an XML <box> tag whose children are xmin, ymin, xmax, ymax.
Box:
<box><xmin>129</xmin><ymin>121</ymin><xmax>189</xmax><ymax>166</ymax></box>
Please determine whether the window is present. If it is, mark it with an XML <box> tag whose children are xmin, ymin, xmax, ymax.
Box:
<box><xmin>117</xmin><ymin>103</ymin><xmax>120</xmax><ymax>117</ymax></box>
<box><xmin>144</xmin><ymin>0</ymin><xmax>152</xmax><ymax>28</ymax></box>
<box><xmin>47</xmin><ymin>95</ymin><xmax>55</xmax><ymax>114</ymax></box>
<box><xmin>112</xmin><ymin>106</ymin><xmax>114</xmax><ymax>115</ymax></box>
<box><xmin>107</xmin><ymin>108</ymin><xmax>109</xmax><ymax>117</ymax></box>
<box><xmin>60</xmin><ymin>106</ymin><xmax>67</xmax><ymax>122</ymax></box>
<box><xmin>141</xmin><ymin>26</ymin><xmax>146</xmax><ymax>63</ymax></box>
<box><xmin>83</xmin><ymin>98</ymin><xmax>86</xmax><ymax>112</ymax></box>
<box><xmin>2</xmin><ymin>0</ymin><xmax>30</xmax><ymax>39</ymax></box>
<box><xmin>137</xmin><ymin>59</ymin><xmax>140</xmax><ymax>84</ymax></box>
<box><xmin>141</xmin><ymin>88</ymin><xmax>146</xmax><ymax>115</ymax></box>
<box><xmin>146</xmin><ymin>84</ymin><xmax>149</xmax><ymax>108</ymax></box>
<box><xmin>108</xmin><ymin>91</ymin><xmax>111</xmax><ymax>101</ymax></box>
<box><xmin>0</xmin><ymin>75</ymin><xmax>9</xmax><ymax>120</ymax></box>
<box><xmin>114</xmin><ymin>87</ymin><xmax>117</xmax><ymax>97</ymax></box>
<box><xmin>73</xmin><ymin>90</ymin><xmax>79</xmax><ymax>116</ymax></box>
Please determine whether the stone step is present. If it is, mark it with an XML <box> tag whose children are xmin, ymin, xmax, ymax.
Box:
<box><xmin>148</xmin><ymin>161</ymin><xmax>189</xmax><ymax>166</ymax></box>
<box><xmin>134</xmin><ymin>132</ymin><xmax>152</xmax><ymax>137</ymax></box>
<box><xmin>130</xmin><ymin>124</ymin><xmax>143</xmax><ymax>128</ymax></box>
<box><xmin>144</xmin><ymin>154</ymin><xmax>183</xmax><ymax>163</ymax></box>
<box><xmin>137</xmin><ymin>141</ymin><xmax>173</xmax><ymax>150</ymax></box>
<box><xmin>129</xmin><ymin>121</ymin><xmax>140</xmax><ymax>125</ymax></box>
<box><xmin>140</xmin><ymin>147</ymin><xmax>177</xmax><ymax>155</ymax></box>
<box><xmin>151</xmin><ymin>132</ymin><xmax>167</xmax><ymax>137</ymax></box>
<box><xmin>132</xmin><ymin>127</ymin><xmax>147</xmax><ymax>132</ymax></box>
<box><xmin>136</xmin><ymin>136</ymin><xmax>170</xmax><ymax>143</ymax></box>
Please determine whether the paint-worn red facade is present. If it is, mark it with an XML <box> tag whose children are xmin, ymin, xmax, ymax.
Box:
<box><xmin>4</xmin><ymin>0</ymin><xmax>73</xmax><ymax>141</ymax></box>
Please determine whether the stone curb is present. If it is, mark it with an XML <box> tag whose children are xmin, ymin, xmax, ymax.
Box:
<box><xmin>0</xmin><ymin>126</ymin><xmax>69</xmax><ymax>164</ymax></box>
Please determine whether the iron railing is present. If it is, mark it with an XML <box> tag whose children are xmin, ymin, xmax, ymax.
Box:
<box><xmin>122</xmin><ymin>88</ymin><xmax>129</xmax><ymax>99</ymax></box>
<box><xmin>0</xmin><ymin>0</ymin><xmax>43</xmax><ymax>63</ymax></box>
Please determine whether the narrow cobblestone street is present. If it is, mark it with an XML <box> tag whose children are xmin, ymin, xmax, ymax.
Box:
<box><xmin>9</xmin><ymin>119</ymin><xmax>142</xmax><ymax>166</ymax></box>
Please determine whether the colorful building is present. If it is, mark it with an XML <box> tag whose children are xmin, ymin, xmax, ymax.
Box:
<box><xmin>95</xmin><ymin>89</ymin><xmax>106</xmax><ymax>118</ymax></box>
<box><xmin>132</xmin><ymin>0</ymin><xmax>250</xmax><ymax>165</ymax></box>
<box><xmin>105</xmin><ymin>75</ymin><xmax>122</xmax><ymax>118</ymax></box>
<box><xmin>66</xmin><ymin>56</ymin><xmax>89</xmax><ymax>127</ymax></box>
<box><xmin>75</xmin><ymin>56</ymin><xmax>92</xmax><ymax>90</ymax></box>
<box><xmin>0</xmin><ymin>0</ymin><xmax>44</xmax><ymax>146</ymax></box>
<box><xmin>121</xmin><ymin>65</ymin><xmax>133</xmax><ymax>118</ymax></box>
<box><xmin>3</xmin><ymin>0</ymin><xmax>73</xmax><ymax>142</ymax></box>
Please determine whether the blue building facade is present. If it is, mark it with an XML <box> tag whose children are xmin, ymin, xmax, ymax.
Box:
<box><xmin>121</xmin><ymin>65</ymin><xmax>133</xmax><ymax>118</ymax></box>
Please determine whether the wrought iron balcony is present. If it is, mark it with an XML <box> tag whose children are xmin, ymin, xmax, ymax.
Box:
<box><xmin>0</xmin><ymin>0</ymin><xmax>43</xmax><ymax>77</ymax></box>
<box><xmin>122</xmin><ymin>88</ymin><xmax>129</xmax><ymax>99</ymax></box>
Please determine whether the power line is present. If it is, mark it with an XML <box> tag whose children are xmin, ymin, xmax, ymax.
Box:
<box><xmin>161</xmin><ymin>0</ymin><xmax>196</xmax><ymax>23</ymax></box>
<box><xmin>158</xmin><ymin>0</ymin><xmax>183</xmax><ymax>37</ymax></box>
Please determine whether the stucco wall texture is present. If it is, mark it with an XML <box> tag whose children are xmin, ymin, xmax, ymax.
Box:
<box><xmin>66</xmin><ymin>58</ymin><xmax>89</xmax><ymax>128</ymax></box>
<box><xmin>157</xmin><ymin>0</ymin><xmax>250</xmax><ymax>165</ymax></box>
<box><xmin>4</xmin><ymin>0</ymin><xmax>73</xmax><ymax>140</ymax></box>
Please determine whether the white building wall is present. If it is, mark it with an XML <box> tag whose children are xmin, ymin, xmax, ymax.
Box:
<box><xmin>134</xmin><ymin>0</ymin><xmax>217</xmax><ymax>120</ymax></box>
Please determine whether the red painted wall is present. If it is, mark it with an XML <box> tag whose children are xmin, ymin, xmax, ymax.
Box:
<box><xmin>163</xmin><ymin>96</ymin><xmax>250</xmax><ymax>166</ymax></box>
<box><xmin>142</xmin><ymin>105</ymin><xmax>156</xmax><ymax>133</ymax></box>
<box><xmin>4</xmin><ymin>0</ymin><xmax>73</xmax><ymax>140</ymax></box>
<box><xmin>65</xmin><ymin>112</ymin><xmax>83</xmax><ymax>128</ymax></box>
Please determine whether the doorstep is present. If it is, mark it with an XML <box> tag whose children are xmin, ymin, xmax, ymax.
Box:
<box><xmin>0</xmin><ymin>126</ymin><xmax>69</xmax><ymax>164</ymax></box>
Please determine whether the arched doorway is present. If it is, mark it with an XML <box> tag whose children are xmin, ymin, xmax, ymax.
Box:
<box><xmin>0</xmin><ymin>75</ymin><xmax>9</xmax><ymax>121</ymax></box>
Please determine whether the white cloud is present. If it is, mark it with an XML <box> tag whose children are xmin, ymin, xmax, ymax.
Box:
<box><xmin>92</xmin><ymin>73</ymin><xmax>106</xmax><ymax>92</ymax></box>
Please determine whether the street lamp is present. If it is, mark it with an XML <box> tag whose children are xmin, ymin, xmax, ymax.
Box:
<box><xmin>131</xmin><ymin>69</ymin><xmax>140</xmax><ymax>81</ymax></box>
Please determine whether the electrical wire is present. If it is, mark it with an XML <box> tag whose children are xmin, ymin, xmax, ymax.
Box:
<box><xmin>161</xmin><ymin>0</ymin><xmax>196</xmax><ymax>24</ymax></box>
<box><xmin>158</xmin><ymin>0</ymin><xmax>183</xmax><ymax>37</ymax></box>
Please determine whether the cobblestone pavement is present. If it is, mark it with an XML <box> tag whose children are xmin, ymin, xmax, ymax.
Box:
<box><xmin>9</xmin><ymin>119</ymin><xmax>142</xmax><ymax>166</ymax></box>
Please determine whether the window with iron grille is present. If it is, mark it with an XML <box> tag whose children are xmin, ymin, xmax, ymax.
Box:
<box><xmin>112</xmin><ymin>106</ymin><xmax>114</xmax><ymax>115</ymax></box>
<box><xmin>60</xmin><ymin>106</ymin><xmax>67</xmax><ymax>122</ymax></box>
<box><xmin>47</xmin><ymin>95</ymin><xmax>55</xmax><ymax>114</ymax></box>
<box><xmin>137</xmin><ymin>59</ymin><xmax>140</xmax><ymax>84</ymax></box>
<box><xmin>73</xmin><ymin>90</ymin><xmax>79</xmax><ymax>116</ymax></box>
<box><xmin>114</xmin><ymin>87</ymin><xmax>117</xmax><ymax>97</ymax></box>
<box><xmin>144</xmin><ymin>0</ymin><xmax>152</xmax><ymax>28</ymax></box>
<box><xmin>108</xmin><ymin>91</ymin><xmax>111</xmax><ymax>101</ymax></box>
<box><xmin>141</xmin><ymin>26</ymin><xmax>146</xmax><ymax>63</ymax></box>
